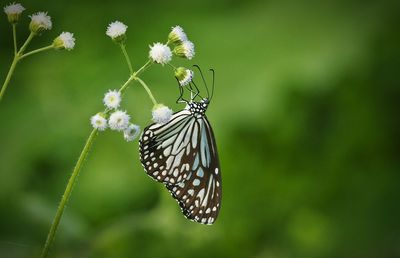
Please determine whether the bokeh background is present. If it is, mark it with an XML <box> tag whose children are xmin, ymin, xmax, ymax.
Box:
<box><xmin>1</xmin><ymin>0</ymin><xmax>399</xmax><ymax>257</ymax></box>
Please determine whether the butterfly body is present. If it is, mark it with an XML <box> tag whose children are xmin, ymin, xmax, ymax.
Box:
<box><xmin>139</xmin><ymin>98</ymin><xmax>221</xmax><ymax>225</ymax></box>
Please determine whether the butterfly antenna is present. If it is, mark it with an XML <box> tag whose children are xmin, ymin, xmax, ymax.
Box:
<box><xmin>193</xmin><ymin>65</ymin><xmax>210</xmax><ymax>99</ymax></box>
<box><xmin>209</xmin><ymin>68</ymin><xmax>215</xmax><ymax>100</ymax></box>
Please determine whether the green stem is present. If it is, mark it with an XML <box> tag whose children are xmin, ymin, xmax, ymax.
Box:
<box><xmin>19</xmin><ymin>32</ymin><xmax>35</xmax><ymax>54</ymax></box>
<box><xmin>0</xmin><ymin>56</ymin><xmax>19</xmax><ymax>102</ymax></box>
<box><xmin>12</xmin><ymin>24</ymin><xmax>17</xmax><ymax>55</ymax></box>
<box><xmin>20</xmin><ymin>45</ymin><xmax>54</xmax><ymax>60</ymax></box>
<box><xmin>120</xmin><ymin>44</ymin><xmax>133</xmax><ymax>75</ymax></box>
<box><xmin>135</xmin><ymin>76</ymin><xmax>158</xmax><ymax>105</ymax></box>
<box><xmin>0</xmin><ymin>32</ymin><xmax>36</xmax><ymax>103</ymax></box>
<box><xmin>40</xmin><ymin>129</ymin><xmax>98</xmax><ymax>258</ymax></box>
<box><xmin>134</xmin><ymin>60</ymin><xmax>152</xmax><ymax>77</ymax></box>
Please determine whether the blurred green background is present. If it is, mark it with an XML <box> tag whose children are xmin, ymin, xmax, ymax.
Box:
<box><xmin>1</xmin><ymin>0</ymin><xmax>399</xmax><ymax>257</ymax></box>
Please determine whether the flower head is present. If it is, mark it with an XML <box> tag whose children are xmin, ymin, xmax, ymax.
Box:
<box><xmin>90</xmin><ymin>113</ymin><xmax>107</xmax><ymax>131</ymax></box>
<box><xmin>29</xmin><ymin>12</ymin><xmax>52</xmax><ymax>33</ymax></box>
<box><xmin>152</xmin><ymin>104</ymin><xmax>173</xmax><ymax>124</ymax></box>
<box><xmin>175</xmin><ymin>67</ymin><xmax>194</xmax><ymax>86</ymax></box>
<box><xmin>123</xmin><ymin>124</ymin><xmax>140</xmax><ymax>142</ymax></box>
<box><xmin>168</xmin><ymin>26</ymin><xmax>187</xmax><ymax>44</ymax></box>
<box><xmin>173</xmin><ymin>40</ymin><xmax>195</xmax><ymax>60</ymax></box>
<box><xmin>4</xmin><ymin>2</ymin><xmax>25</xmax><ymax>23</ymax></box>
<box><xmin>149</xmin><ymin>43</ymin><xmax>172</xmax><ymax>65</ymax></box>
<box><xmin>106</xmin><ymin>21</ymin><xmax>127</xmax><ymax>43</ymax></box>
<box><xmin>53</xmin><ymin>32</ymin><xmax>75</xmax><ymax>50</ymax></box>
<box><xmin>103</xmin><ymin>90</ymin><xmax>121</xmax><ymax>109</ymax></box>
<box><xmin>109</xmin><ymin>110</ymin><xmax>130</xmax><ymax>131</ymax></box>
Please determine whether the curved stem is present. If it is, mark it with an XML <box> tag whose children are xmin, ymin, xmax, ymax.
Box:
<box><xmin>20</xmin><ymin>45</ymin><xmax>54</xmax><ymax>60</ymax></box>
<box><xmin>120</xmin><ymin>44</ymin><xmax>133</xmax><ymax>75</ymax></box>
<box><xmin>0</xmin><ymin>56</ymin><xmax>19</xmax><ymax>102</ymax></box>
<box><xmin>12</xmin><ymin>24</ymin><xmax>17</xmax><ymax>55</ymax></box>
<box><xmin>118</xmin><ymin>75</ymin><xmax>135</xmax><ymax>95</ymax></box>
<box><xmin>40</xmin><ymin>129</ymin><xmax>98</xmax><ymax>258</ymax></box>
<box><xmin>135</xmin><ymin>77</ymin><xmax>158</xmax><ymax>105</ymax></box>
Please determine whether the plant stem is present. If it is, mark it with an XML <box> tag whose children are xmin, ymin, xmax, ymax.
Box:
<box><xmin>134</xmin><ymin>60</ymin><xmax>152</xmax><ymax>77</ymax></box>
<box><xmin>134</xmin><ymin>76</ymin><xmax>158</xmax><ymax>105</ymax></box>
<box><xmin>20</xmin><ymin>45</ymin><xmax>54</xmax><ymax>60</ymax></box>
<box><xmin>0</xmin><ymin>32</ymin><xmax>36</xmax><ymax>103</ymax></box>
<box><xmin>41</xmin><ymin>129</ymin><xmax>98</xmax><ymax>258</ymax></box>
<box><xmin>0</xmin><ymin>56</ymin><xmax>18</xmax><ymax>102</ymax></box>
<box><xmin>12</xmin><ymin>24</ymin><xmax>17</xmax><ymax>55</ymax></box>
<box><xmin>120</xmin><ymin>44</ymin><xmax>133</xmax><ymax>75</ymax></box>
<box><xmin>19</xmin><ymin>32</ymin><xmax>35</xmax><ymax>55</ymax></box>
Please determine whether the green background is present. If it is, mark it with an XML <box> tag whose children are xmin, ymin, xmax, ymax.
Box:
<box><xmin>1</xmin><ymin>0</ymin><xmax>399</xmax><ymax>257</ymax></box>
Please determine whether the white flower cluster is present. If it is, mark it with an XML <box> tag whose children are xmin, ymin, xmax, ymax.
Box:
<box><xmin>106</xmin><ymin>21</ymin><xmax>128</xmax><ymax>42</ymax></box>
<box><xmin>149</xmin><ymin>25</ymin><xmax>195</xmax><ymax>66</ymax></box>
<box><xmin>152</xmin><ymin>104</ymin><xmax>173</xmax><ymax>124</ymax></box>
<box><xmin>53</xmin><ymin>32</ymin><xmax>75</xmax><ymax>50</ymax></box>
<box><xmin>90</xmin><ymin>89</ymin><xmax>140</xmax><ymax>142</ymax></box>
<box><xmin>4</xmin><ymin>2</ymin><xmax>25</xmax><ymax>23</ymax></box>
<box><xmin>175</xmin><ymin>67</ymin><xmax>194</xmax><ymax>86</ymax></box>
<box><xmin>29</xmin><ymin>12</ymin><xmax>52</xmax><ymax>33</ymax></box>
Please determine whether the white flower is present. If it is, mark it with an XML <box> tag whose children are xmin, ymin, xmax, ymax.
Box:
<box><xmin>173</xmin><ymin>40</ymin><xmax>195</xmax><ymax>60</ymax></box>
<box><xmin>106</xmin><ymin>21</ymin><xmax>127</xmax><ymax>41</ymax></box>
<box><xmin>53</xmin><ymin>32</ymin><xmax>75</xmax><ymax>50</ymax></box>
<box><xmin>168</xmin><ymin>25</ymin><xmax>187</xmax><ymax>44</ymax></box>
<box><xmin>123</xmin><ymin>124</ymin><xmax>140</xmax><ymax>142</ymax></box>
<box><xmin>29</xmin><ymin>12</ymin><xmax>52</xmax><ymax>33</ymax></box>
<box><xmin>175</xmin><ymin>67</ymin><xmax>193</xmax><ymax>86</ymax></box>
<box><xmin>4</xmin><ymin>2</ymin><xmax>25</xmax><ymax>23</ymax></box>
<box><xmin>109</xmin><ymin>110</ymin><xmax>130</xmax><ymax>131</ymax></box>
<box><xmin>149</xmin><ymin>43</ymin><xmax>172</xmax><ymax>65</ymax></box>
<box><xmin>152</xmin><ymin>104</ymin><xmax>173</xmax><ymax>124</ymax></box>
<box><xmin>103</xmin><ymin>90</ymin><xmax>121</xmax><ymax>109</ymax></box>
<box><xmin>90</xmin><ymin>113</ymin><xmax>107</xmax><ymax>131</ymax></box>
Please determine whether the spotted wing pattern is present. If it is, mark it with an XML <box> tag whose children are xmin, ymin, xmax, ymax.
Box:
<box><xmin>139</xmin><ymin>110</ymin><xmax>197</xmax><ymax>184</ymax></box>
<box><xmin>165</xmin><ymin>117</ymin><xmax>221</xmax><ymax>225</ymax></box>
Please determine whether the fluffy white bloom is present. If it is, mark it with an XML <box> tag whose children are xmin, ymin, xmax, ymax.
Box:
<box><xmin>168</xmin><ymin>25</ymin><xmax>187</xmax><ymax>44</ymax></box>
<box><xmin>149</xmin><ymin>43</ymin><xmax>172</xmax><ymax>65</ymax></box>
<box><xmin>123</xmin><ymin>124</ymin><xmax>140</xmax><ymax>142</ymax></box>
<box><xmin>106</xmin><ymin>21</ymin><xmax>127</xmax><ymax>40</ymax></box>
<box><xmin>4</xmin><ymin>2</ymin><xmax>25</xmax><ymax>14</ymax></box>
<box><xmin>90</xmin><ymin>113</ymin><xmax>107</xmax><ymax>131</ymax></box>
<box><xmin>29</xmin><ymin>12</ymin><xmax>52</xmax><ymax>33</ymax></box>
<box><xmin>103</xmin><ymin>90</ymin><xmax>121</xmax><ymax>109</ymax></box>
<box><xmin>152</xmin><ymin>104</ymin><xmax>173</xmax><ymax>124</ymax></box>
<box><xmin>53</xmin><ymin>32</ymin><xmax>75</xmax><ymax>50</ymax></box>
<box><xmin>109</xmin><ymin>110</ymin><xmax>130</xmax><ymax>131</ymax></box>
<box><xmin>175</xmin><ymin>67</ymin><xmax>193</xmax><ymax>86</ymax></box>
<box><xmin>174</xmin><ymin>40</ymin><xmax>195</xmax><ymax>60</ymax></box>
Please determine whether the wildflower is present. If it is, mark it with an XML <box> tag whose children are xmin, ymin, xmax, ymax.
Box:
<box><xmin>4</xmin><ymin>2</ymin><xmax>25</xmax><ymax>23</ymax></box>
<box><xmin>173</xmin><ymin>40</ymin><xmax>195</xmax><ymax>60</ymax></box>
<box><xmin>123</xmin><ymin>124</ymin><xmax>140</xmax><ymax>142</ymax></box>
<box><xmin>53</xmin><ymin>32</ymin><xmax>75</xmax><ymax>50</ymax></box>
<box><xmin>175</xmin><ymin>67</ymin><xmax>194</xmax><ymax>86</ymax></box>
<box><xmin>90</xmin><ymin>113</ymin><xmax>107</xmax><ymax>131</ymax></box>
<box><xmin>152</xmin><ymin>104</ymin><xmax>173</xmax><ymax>124</ymax></box>
<box><xmin>103</xmin><ymin>90</ymin><xmax>121</xmax><ymax>109</ymax></box>
<box><xmin>168</xmin><ymin>25</ymin><xmax>187</xmax><ymax>44</ymax></box>
<box><xmin>149</xmin><ymin>42</ymin><xmax>172</xmax><ymax>65</ymax></box>
<box><xmin>29</xmin><ymin>12</ymin><xmax>52</xmax><ymax>33</ymax></box>
<box><xmin>109</xmin><ymin>110</ymin><xmax>130</xmax><ymax>131</ymax></box>
<box><xmin>106</xmin><ymin>21</ymin><xmax>127</xmax><ymax>43</ymax></box>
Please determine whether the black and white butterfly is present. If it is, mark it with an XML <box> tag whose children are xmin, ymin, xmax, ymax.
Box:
<box><xmin>139</xmin><ymin>67</ymin><xmax>221</xmax><ymax>225</ymax></box>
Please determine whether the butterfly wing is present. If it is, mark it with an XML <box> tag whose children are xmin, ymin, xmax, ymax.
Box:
<box><xmin>165</xmin><ymin>116</ymin><xmax>222</xmax><ymax>225</ymax></box>
<box><xmin>139</xmin><ymin>110</ymin><xmax>198</xmax><ymax>184</ymax></box>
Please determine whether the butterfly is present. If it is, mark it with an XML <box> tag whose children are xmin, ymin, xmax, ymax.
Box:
<box><xmin>139</xmin><ymin>66</ymin><xmax>221</xmax><ymax>225</ymax></box>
